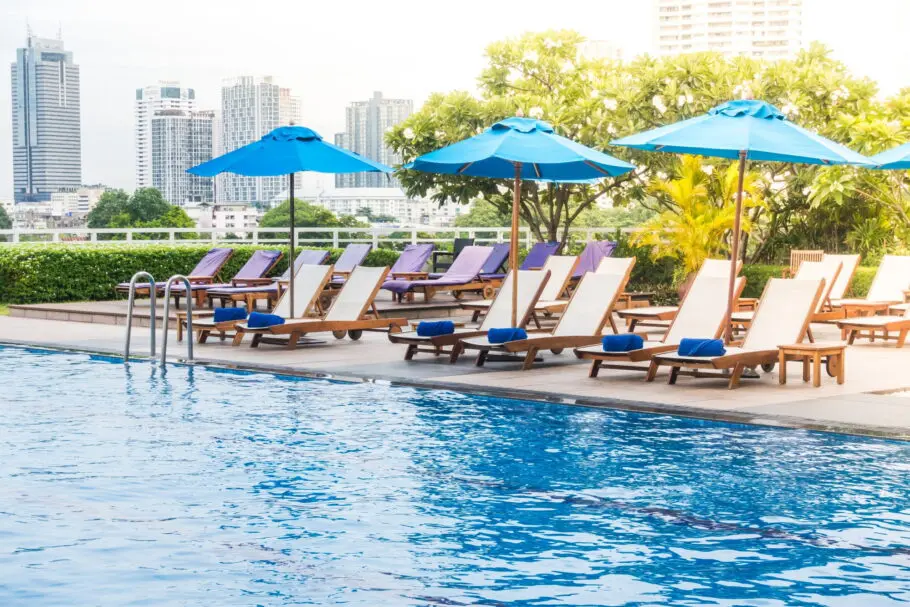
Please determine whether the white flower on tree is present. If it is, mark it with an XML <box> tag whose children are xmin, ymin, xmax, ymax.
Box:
<box><xmin>528</xmin><ymin>106</ymin><xmax>544</xmax><ymax>119</ymax></box>
<box><xmin>403</xmin><ymin>127</ymin><xmax>415</xmax><ymax>140</ymax></box>
<box><xmin>603</xmin><ymin>98</ymin><xmax>618</xmax><ymax>111</ymax></box>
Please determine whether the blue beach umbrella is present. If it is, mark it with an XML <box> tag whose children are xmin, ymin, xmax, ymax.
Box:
<box><xmin>612</xmin><ymin>99</ymin><xmax>874</xmax><ymax>341</ymax></box>
<box><xmin>188</xmin><ymin>125</ymin><xmax>392</xmax><ymax>317</ymax></box>
<box><xmin>870</xmin><ymin>143</ymin><xmax>910</xmax><ymax>170</ymax></box>
<box><xmin>406</xmin><ymin>116</ymin><xmax>635</xmax><ymax>325</ymax></box>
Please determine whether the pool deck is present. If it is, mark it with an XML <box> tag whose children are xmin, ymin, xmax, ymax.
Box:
<box><xmin>2</xmin><ymin>313</ymin><xmax>910</xmax><ymax>440</ymax></box>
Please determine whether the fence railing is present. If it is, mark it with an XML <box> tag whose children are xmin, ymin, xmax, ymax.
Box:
<box><xmin>0</xmin><ymin>226</ymin><xmax>637</xmax><ymax>247</ymax></box>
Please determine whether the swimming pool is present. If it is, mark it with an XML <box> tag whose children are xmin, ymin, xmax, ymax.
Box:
<box><xmin>1</xmin><ymin>346</ymin><xmax>908</xmax><ymax>605</ymax></box>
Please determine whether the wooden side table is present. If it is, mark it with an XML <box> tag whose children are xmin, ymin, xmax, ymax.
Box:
<box><xmin>777</xmin><ymin>342</ymin><xmax>846</xmax><ymax>387</ymax></box>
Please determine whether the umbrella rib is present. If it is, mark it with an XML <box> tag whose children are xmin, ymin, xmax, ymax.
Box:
<box><xmin>456</xmin><ymin>162</ymin><xmax>474</xmax><ymax>174</ymax></box>
<box><xmin>533</xmin><ymin>164</ymin><xmax>541</xmax><ymax>178</ymax></box>
<box><xmin>583</xmin><ymin>161</ymin><xmax>612</xmax><ymax>176</ymax></box>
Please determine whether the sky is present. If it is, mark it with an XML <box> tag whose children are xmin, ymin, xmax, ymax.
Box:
<box><xmin>2</xmin><ymin>0</ymin><xmax>909</xmax><ymax>201</ymax></box>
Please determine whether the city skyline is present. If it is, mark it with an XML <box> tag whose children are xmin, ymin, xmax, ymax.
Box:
<box><xmin>335</xmin><ymin>91</ymin><xmax>412</xmax><ymax>189</ymax></box>
<box><xmin>2</xmin><ymin>0</ymin><xmax>910</xmax><ymax>201</ymax></box>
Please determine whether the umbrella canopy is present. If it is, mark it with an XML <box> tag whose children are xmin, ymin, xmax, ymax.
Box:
<box><xmin>187</xmin><ymin>125</ymin><xmax>392</xmax><ymax>318</ymax></box>
<box><xmin>870</xmin><ymin>142</ymin><xmax>910</xmax><ymax>170</ymax></box>
<box><xmin>612</xmin><ymin>99</ymin><xmax>874</xmax><ymax>342</ymax></box>
<box><xmin>406</xmin><ymin>116</ymin><xmax>635</xmax><ymax>326</ymax></box>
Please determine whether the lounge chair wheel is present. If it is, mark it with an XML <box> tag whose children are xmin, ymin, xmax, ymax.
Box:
<box><xmin>482</xmin><ymin>285</ymin><xmax>495</xmax><ymax>299</ymax></box>
<box><xmin>760</xmin><ymin>362</ymin><xmax>775</xmax><ymax>373</ymax></box>
<box><xmin>332</xmin><ymin>330</ymin><xmax>346</xmax><ymax>339</ymax></box>
<box><xmin>550</xmin><ymin>348</ymin><xmax>564</xmax><ymax>355</ymax></box>
<box><xmin>348</xmin><ymin>330</ymin><xmax>363</xmax><ymax>341</ymax></box>
<box><xmin>825</xmin><ymin>356</ymin><xmax>839</xmax><ymax>378</ymax></box>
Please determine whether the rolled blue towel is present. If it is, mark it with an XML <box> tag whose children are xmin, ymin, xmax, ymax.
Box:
<box><xmin>602</xmin><ymin>333</ymin><xmax>644</xmax><ymax>352</ymax></box>
<box><xmin>678</xmin><ymin>338</ymin><xmax>726</xmax><ymax>357</ymax></box>
<box><xmin>417</xmin><ymin>320</ymin><xmax>455</xmax><ymax>337</ymax></box>
<box><xmin>488</xmin><ymin>328</ymin><xmax>528</xmax><ymax>344</ymax></box>
<box><xmin>247</xmin><ymin>312</ymin><xmax>286</xmax><ymax>329</ymax></box>
<box><xmin>213</xmin><ymin>307</ymin><xmax>247</xmax><ymax>323</ymax></box>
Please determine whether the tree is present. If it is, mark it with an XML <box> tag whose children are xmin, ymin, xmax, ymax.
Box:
<box><xmin>356</xmin><ymin>207</ymin><xmax>398</xmax><ymax>224</ymax></box>
<box><xmin>259</xmin><ymin>199</ymin><xmax>369</xmax><ymax>243</ymax></box>
<box><xmin>87</xmin><ymin>188</ymin><xmax>197</xmax><ymax>240</ymax></box>
<box><xmin>86</xmin><ymin>189</ymin><xmax>130</xmax><ymax>228</ymax></box>
<box><xmin>0</xmin><ymin>205</ymin><xmax>11</xmax><ymax>230</ymax></box>
<box><xmin>454</xmin><ymin>199</ymin><xmax>511</xmax><ymax>228</ymax></box>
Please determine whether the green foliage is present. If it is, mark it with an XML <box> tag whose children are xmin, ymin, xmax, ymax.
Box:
<box><xmin>0</xmin><ymin>244</ymin><xmax>404</xmax><ymax>305</ymax></box>
<box><xmin>0</xmin><ymin>206</ymin><xmax>11</xmax><ymax>230</ymax></box>
<box><xmin>86</xmin><ymin>188</ymin><xmax>195</xmax><ymax>240</ymax></box>
<box><xmin>260</xmin><ymin>199</ymin><xmax>369</xmax><ymax>242</ymax></box>
<box><xmin>454</xmin><ymin>200</ymin><xmax>511</xmax><ymax>228</ymax></box>
<box><xmin>740</xmin><ymin>265</ymin><xmax>784</xmax><ymax>298</ymax></box>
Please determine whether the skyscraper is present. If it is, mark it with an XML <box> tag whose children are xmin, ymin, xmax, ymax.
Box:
<box><xmin>655</xmin><ymin>0</ymin><xmax>803</xmax><ymax>59</ymax></box>
<box><xmin>10</xmin><ymin>31</ymin><xmax>82</xmax><ymax>203</ymax></box>
<box><xmin>219</xmin><ymin>75</ymin><xmax>286</xmax><ymax>204</ymax></box>
<box><xmin>278</xmin><ymin>87</ymin><xmax>303</xmax><ymax>192</ymax></box>
<box><xmin>335</xmin><ymin>91</ymin><xmax>412</xmax><ymax>188</ymax></box>
<box><xmin>135</xmin><ymin>81</ymin><xmax>196</xmax><ymax>189</ymax></box>
<box><xmin>150</xmin><ymin>110</ymin><xmax>214</xmax><ymax>206</ymax></box>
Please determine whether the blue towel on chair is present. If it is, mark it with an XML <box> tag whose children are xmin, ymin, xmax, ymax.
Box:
<box><xmin>417</xmin><ymin>321</ymin><xmax>455</xmax><ymax>337</ymax></box>
<box><xmin>247</xmin><ymin>312</ymin><xmax>285</xmax><ymax>329</ymax></box>
<box><xmin>488</xmin><ymin>328</ymin><xmax>528</xmax><ymax>344</ymax></box>
<box><xmin>213</xmin><ymin>307</ymin><xmax>247</xmax><ymax>323</ymax></box>
<box><xmin>678</xmin><ymin>338</ymin><xmax>726</xmax><ymax>357</ymax></box>
<box><xmin>602</xmin><ymin>334</ymin><xmax>644</xmax><ymax>352</ymax></box>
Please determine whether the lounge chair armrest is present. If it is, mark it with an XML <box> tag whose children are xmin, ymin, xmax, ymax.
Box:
<box><xmin>186</xmin><ymin>276</ymin><xmax>214</xmax><ymax>284</ymax></box>
<box><xmin>232</xmin><ymin>277</ymin><xmax>273</xmax><ymax>286</ymax></box>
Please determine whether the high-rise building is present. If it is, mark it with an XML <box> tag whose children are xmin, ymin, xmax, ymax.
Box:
<box><xmin>10</xmin><ymin>31</ymin><xmax>82</xmax><ymax>203</ymax></box>
<box><xmin>335</xmin><ymin>91</ymin><xmax>413</xmax><ymax>189</ymax></box>
<box><xmin>655</xmin><ymin>0</ymin><xmax>803</xmax><ymax>59</ymax></box>
<box><xmin>150</xmin><ymin>110</ymin><xmax>214</xmax><ymax>206</ymax></box>
<box><xmin>219</xmin><ymin>75</ymin><xmax>285</xmax><ymax>204</ymax></box>
<box><xmin>135</xmin><ymin>81</ymin><xmax>196</xmax><ymax>189</ymax></box>
<box><xmin>279</xmin><ymin>87</ymin><xmax>303</xmax><ymax>192</ymax></box>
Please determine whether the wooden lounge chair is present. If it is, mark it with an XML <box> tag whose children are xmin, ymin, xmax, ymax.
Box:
<box><xmin>432</xmin><ymin>237</ymin><xmax>474</xmax><ymax>273</ymax></box>
<box><xmin>782</xmin><ymin>249</ymin><xmax>824</xmax><ymax>277</ymax></box>
<box><xmin>232</xmin><ymin>266</ymin><xmax>406</xmax><ymax>349</ymax></box>
<box><xmin>617</xmin><ymin>258</ymin><xmax>741</xmax><ymax>331</ymax></box>
<box><xmin>382</xmin><ymin>245</ymin><xmax>494</xmax><ymax>302</ymax></box>
<box><xmin>205</xmin><ymin>249</ymin><xmax>329</xmax><ymax>311</ymax></box>
<box><xmin>479</xmin><ymin>241</ymin><xmax>559</xmax><ymax>285</ymax></box>
<box><xmin>452</xmin><ymin>261</ymin><xmax>634</xmax><ymax>370</ymax></box>
<box><xmin>185</xmin><ymin>264</ymin><xmax>333</xmax><ymax>343</ymax></box>
<box><xmin>165</xmin><ymin>249</ymin><xmax>282</xmax><ymax>309</ymax></box>
<box><xmin>837</xmin><ymin>307</ymin><xmax>910</xmax><ymax>348</ymax></box>
<box><xmin>388</xmin><ymin>269</ymin><xmax>551</xmax><ymax>360</ymax></box>
<box><xmin>731</xmin><ymin>258</ymin><xmax>842</xmax><ymax>336</ymax></box>
<box><xmin>115</xmin><ymin>247</ymin><xmax>233</xmax><ymax>298</ymax></box>
<box><xmin>576</xmin><ymin>275</ymin><xmax>746</xmax><ymax>377</ymax></box>
<box><xmin>327</xmin><ymin>243</ymin><xmax>373</xmax><ymax>285</ymax></box>
<box><xmin>647</xmin><ymin>277</ymin><xmax>826</xmax><ymax>389</ymax></box>
<box><xmin>830</xmin><ymin>255</ymin><xmax>910</xmax><ymax>316</ymax></box>
<box><xmin>824</xmin><ymin>253</ymin><xmax>861</xmax><ymax>303</ymax></box>
<box><xmin>460</xmin><ymin>254</ymin><xmax>580</xmax><ymax>323</ymax></box>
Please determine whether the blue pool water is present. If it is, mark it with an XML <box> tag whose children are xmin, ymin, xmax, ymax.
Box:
<box><xmin>1</xmin><ymin>347</ymin><xmax>909</xmax><ymax>606</ymax></box>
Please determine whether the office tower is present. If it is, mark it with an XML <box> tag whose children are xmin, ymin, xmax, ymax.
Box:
<box><xmin>135</xmin><ymin>81</ymin><xmax>196</xmax><ymax>189</ymax></box>
<box><xmin>219</xmin><ymin>75</ymin><xmax>285</xmax><ymax>204</ymax></box>
<box><xmin>150</xmin><ymin>110</ymin><xmax>214</xmax><ymax>206</ymax></box>
<box><xmin>10</xmin><ymin>31</ymin><xmax>82</xmax><ymax>203</ymax></box>
<box><xmin>335</xmin><ymin>91</ymin><xmax>413</xmax><ymax>188</ymax></box>
<box><xmin>655</xmin><ymin>0</ymin><xmax>803</xmax><ymax>59</ymax></box>
<box><xmin>279</xmin><ymin>87</ymin><xmax>302</xmax><ymax>191</ymax></box>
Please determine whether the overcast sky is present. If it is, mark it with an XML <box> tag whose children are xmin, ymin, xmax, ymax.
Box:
<box><xmin>2</xmin><ymin>0</ymin><xmax>909</xmax><ymax>200</ymax></box>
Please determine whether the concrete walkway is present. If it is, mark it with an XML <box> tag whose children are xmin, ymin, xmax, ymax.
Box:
<box><xmin>1</xmin><ymin>315</ymin><xmax>909</xmax><ymax>440</ymax></box>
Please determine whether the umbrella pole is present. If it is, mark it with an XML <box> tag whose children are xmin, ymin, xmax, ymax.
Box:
<box><xmin>511</xmin><ymin>163</ymin><xmax>522</xmax><ymax>328</ymax></box>
<box><xmin>725</xmin><ymin>151</ymin><xmax>747</xmax><ymax>343</ymax></box>
<box><xmin>289</xmin><ymin>172</ymin><xmax>296</xmax><ymax>319</ymax></box>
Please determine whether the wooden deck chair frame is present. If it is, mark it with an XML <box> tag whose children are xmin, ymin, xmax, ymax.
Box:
<box><xmin>232</xmin><ymin>267</ymin><xmax>406</xmax><ymax>350</ymax></box>
<box><xmin>533</xmin><ymin>257</ymin><xmax>637</xmax><ymax>326</ymax></box>
<box><xmin>452</xmin><ymin>260</ymin><xmax>634</xmax><ymax>370</ymax></box>
<box><xmin>782</xmin><ymin>249</ymin><xmax>824</xmax><ymax>277</ymax></box>
<box><xmin>833</xmin><ymin>255</ymin><xmax>910</xmax><ymax>317</ymax></box>
<box><xmin>576</xmin><ymin>276</ymin><xmax>746</xmax><ymax>377</ymax></box>
<box><xmin>389</xmin><ymin>270</ymin><xmax>551</xmax><ymax>361</ymax></box>
<box><xmin>645</xmin><ymin>278</ymin><xmax>825</xmax><ymax>390</ymax></box>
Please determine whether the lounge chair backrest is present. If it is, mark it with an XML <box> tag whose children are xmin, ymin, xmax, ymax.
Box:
<box><xmin>824</xmin><ymin>253</ymin><xmax>861</xmax><ymax>299</ymax></box>
<box><xmin>743</xmin><ymin>277</ymin><xmax>824</xmax><ymax>351</ymax></box>
<box><xmin>553</xmin><ymin>271</ymin><xmax>630</xmax><ymax>337</ymax></box>
<box><xmin>665</xmin><ymin>276</ymin><xmax>745</xmax><ymax>344</ymax></box>
<box><xmin>389</xmin><ymin>244</ymin><xmax>434</xmax><ymax>274</ymax></box>
<box><xmin>521</xmin><ymin>242</ymin><xmax>560</xmax><ymax>270</ymax></box>
<box><xmin>334</xmin><ymin>243</ymin><xmax>372</xmax><ymax>273</ymax></box>
<box><xmin>325</xmin><ymin>265</ymin><xmax>389</xmax><ymax>322</ymax></box>
<box><xmin>573</xmin><ymin>240</ymin><xmax>617</xmax><ymax>277</ymax></box>
<box><xmin>866</xmin><ymin>255</ymin><xmax>910</xmax><ymax>302</ymax></box>
<box><xmin>795</xmin><ymin>259</ymin><xmax>842</xmax><ymax>312</ymax></box>
<box><xmin>234</xmin><ymin>249</ymin><xmax>283</xmax><ymax>280</ymax></box>
<box><xmin>788</xmin><ymin>249</ymin><xmax>824</xmax><ymax>275</ymax></box>
<box><xmin>191</xmin><ymin>247</ymin><xmax>233</xmax><ymax>277</ymax></box>
<box><xmin>538</xmin><ymin>256</ymin><xmax>579</xmax><ymax>300</ymax></box>
<box><xmin>444</xmin><ymin>246</ymin><xmax>493</xmax><ymax>280</ymax></box>
<box><xmin>273</xmin><ymin>264</ymin><xmax>333</xmax><ymax>319</ymax></box>
<box><xmin>595</xmin><ymin>256</ymin><xmax>635</xmax><ymax>277</ymax></box>
<box><xmin>480</xmin><ymin>270</ymin><xmax>550</xmax><ymax>330</ymax></box>
<box><xmin>481</xmin><ymin>243</ymin><xmax>511</xmax><ymax>274</ymax></box>
<box><xmin>280</xmin><ymin>249</ymin><xmax>330</xmax><ymax>279</ymax></box>
<box><xmin>699</xmin><ymin>258</ymin><xmax>741</xmax><ymax>278</ymax></box>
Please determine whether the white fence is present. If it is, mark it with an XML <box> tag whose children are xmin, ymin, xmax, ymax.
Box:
<box><xmin>0</xmin><ymin>226</ymin><xmax>635</xmax><ymax>247</ymax></box>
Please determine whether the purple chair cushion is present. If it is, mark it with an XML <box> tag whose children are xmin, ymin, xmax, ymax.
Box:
<box><xmin>480</xmin><ymin>243</ymin><xmax>511</xmax><ymax>274</ymax></box>
<box><xmin>573</xmin><ymin>241</ymin><xmax>617</xmax><ymax>277</ymax></box>
<box><xmin>234</xmin><ymin>250</ymin><xmax>283</xmax><ymax>280</ymax></box>
<box><xmin>334</xmin><ymin>243</ymin><xmax>372</xmax><ymax>273</ymax></box>
<box><xmin>382</xmin><ymin>246</ymin><xmax>492</xmax><ymax>294</ymax></box>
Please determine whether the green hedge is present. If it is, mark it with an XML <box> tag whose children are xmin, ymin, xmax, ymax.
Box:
<box><xmin>0</xmin><ymin>244</ymin><xmax>401</xmax><ymax>304</ymax></box>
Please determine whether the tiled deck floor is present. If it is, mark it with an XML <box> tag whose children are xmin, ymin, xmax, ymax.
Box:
<box><xmin>1</xmin><ymin>315</ymin><xmax>909</xmax><ymax>439</ymax></box>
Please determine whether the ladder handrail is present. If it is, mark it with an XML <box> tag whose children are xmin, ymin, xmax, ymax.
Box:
<box><xmin>124</xmin><ymin>271</ymin><xmax>156</xmax><ymax>362</ymax></box>
<box><xmin>161</xmin><ymin>275</ymin><xmax>194</xmax><ymax>365</ymax></box>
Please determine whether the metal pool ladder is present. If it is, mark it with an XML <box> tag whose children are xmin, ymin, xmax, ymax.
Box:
<box><xmin>160</xmin><ymin>275</ymin><xmax>194</xmax><ymax>365</ymax></box>
<box><xmin>124</xmin><ymin>271</ymin><xmax>156</xmax><ymax>362</ymax></box>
